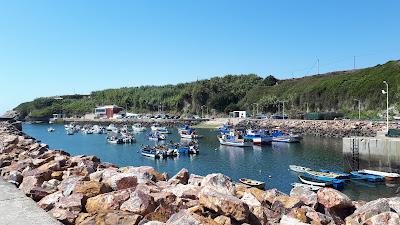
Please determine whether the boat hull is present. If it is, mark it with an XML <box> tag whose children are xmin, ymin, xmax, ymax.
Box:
<box><xmin>218</xmin><ymin>137</ymin><xmax>252</xmax><ymax>147</ymax></box>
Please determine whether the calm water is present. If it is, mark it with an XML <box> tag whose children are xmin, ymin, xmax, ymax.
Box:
<box><xmin>23</xmin><ymin>123</ymin><xmax>399</xmax><ymax>201</ymax></box>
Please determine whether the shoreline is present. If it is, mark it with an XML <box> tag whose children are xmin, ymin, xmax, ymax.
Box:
<box><xmin>1</xmin><ymin>120</ymin><xmax>400</xmax><ymax>224</ymax></box>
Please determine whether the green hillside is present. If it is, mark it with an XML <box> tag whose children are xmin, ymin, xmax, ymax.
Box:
<box><xmin>14</xmin><ymin>60</ymin><xmax>400</xmax><ymax>120</ymax></box>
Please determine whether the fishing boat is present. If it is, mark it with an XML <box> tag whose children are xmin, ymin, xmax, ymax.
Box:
<box><xmin>151</xmin><ymin>124</ymin><xmax>170</xmax><ymax>134</ymax></box>
<box><xmin>359</xmin><ymin>169</ymin><xmax>400</xmax><ymax>181</ymax></box>
<box><xmin>289</xmin><ymin>165</ymin><xmax>311</xmax><ymax>173</ymax></box>
<box><xmin>141</xmin><ymin>146</ymin><xmax>166</xmax><ymax>159</ymax></box>
<box><xmin>319</xmin><ymin>169</ymin><xmax>351</xmax><ymax>179</ymax></box>
<box><xmin>299</xmin><ymin>174</ymin><xmax>344</xmax><ymax>189</ymax></box>
<box><xmin>307</xmin><ymin>170</ymin><xmax>348</xmax><ymax>180</ymax></box>
<box><xmin>218</xmin><ymin>132</ymin><xmax>252</xmax><ymax>147</ymax></box>
<box><xmin>132</xmin><ymin>124</ymin><xmax>146</xmax><ymax>132</ymax></box>
<box><xmin>291</xmin><ymin>182</ymin><xmax>322</xmax><ymax>191</ymax></box>
<box><xmin>218</xmin><ymin>123</ymin><xmax>233</xmax><ymax>135</ymax></box>
<box><xmin>147</xmin><ymin>132</ymin><xmax>166</xmax><ymax>141</ymax></box>
<box><xmin>239</xmin><ymin>178</ymin><xmax>265</xmax><ymax>189</ymax></box>
<box><xmin>66</xmin><ymin>128</ymin><xmax>75</xmax><ymax>135</ymax></box>
<box><xmin>350</xmin><ymin>171</ymin><xmax>385</xmax><ymax>182</ymax></box>
<box><xmin>107</xmin><ymin>136</ymin><xmax>123</xmax><ymax>144</ymax></box>
<box><xmin>243</xmin><ymin>129</ymin><xmax>272</xmax><ymax>145</ymax></box>
<box><xmin>92</xmin><ymin>125</ymin><xmax>104</xmax><ymax>134</ymax></box>
<box><xmin>121</xmin><ymin>135</ymin><xmax>136</xmax><ymax>144</ymax></box>
<box><xmin>47</xmin><ymin>127</ymin><xmax>55</xmax><ymax>132</ymax></box>
<box><xmin>271</xmin><ymin>128</ymin><xmax>301</xmax><ymax>143</ymax></box>
<box><xmin>179</xmin><ymin>126</ymin><xmax>202</xmax><ymax>139</ymax></box>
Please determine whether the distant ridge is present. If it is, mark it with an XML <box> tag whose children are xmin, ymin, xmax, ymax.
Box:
<box><xmin>14</xmin><ymin>59</ymin><xmax>400</xmax><ymax>120</ymax></box>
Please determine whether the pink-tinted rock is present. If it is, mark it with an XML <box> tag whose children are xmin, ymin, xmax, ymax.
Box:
<box><xmin>168</xmin><ymin>168</ymin><xmax>189</xmax><ymax>185</ymax></box>
<box><xmin>362</xmin><ymin>212</ymin><xmax>400</xmax><ymax>225</ymax></box>
<box><xmin>19</xmin><ymin>175</ymin><xmax>45</xmax><ymax>195</ymax></box>
<box><xmin>166</xmin><ymin>209</ymin><xmax>219</xmax><ymax>225</ymax></box>
<box><xmin>38</xmin><ymin>191</ymin><xmax>64</xmax><ymax>211</ymax></box>
<box><xmin>29</xmin><ymin>187</ymin><xmax>54</xmax><ymax>201</ymax></box>
<box><xmin>58</xmin><ymin>175</ymin><xmax>88</xmax><ymax>196</ymax></box>
<box><xmin>163</xmin><ymin>184</ymin><xmax>201</xmax><ymax>200</ymax></box>
<box><xmin>49</xmin><ymin>207</ymin><xmax>80</xmax><ymax>224</ymax></box>
<box><xmin>317</xmin><ymin>188</ymin><xmax>353</xmax><ymax>209</ymax></box>
<box><xmin>73</xmin><ymin>180</ymin><xmax>111</xmax><ymax>198</ymax></box>
<box><xmin>55</xmin><ymin>193</ymin><xmax>84</xmax><ymax>212</ymax></box>
<box><xmin>345</xmin><ymin>198</ymin><xmax>390</xmax><ymax>224</ymax></box>
<box><xmin>290</xmin><ymin>186</ymin><xmax>318</xmax><ymax>208</ymax></box>
<box><xmin>110</xmin><ymin>173</ymin><xmax>138</xmax><ymax>190</ymax></box>
<box><xmin>85</xmin><ymin>189</ymin><xmax>131</xmax><ymax>213</ymax></box>
<box><xmin>199</xmin><ymin>187</ymin><xmax>249</xmax><ymax>222</ymax></box>
<box><xmin>200</xmin><ymin>173</ymin><xmax>236</xmax><ymax>196</ymax></box>
<box><xmin>120</xmin><ymin>190</ymin><xmax>157</xmax><ymax>215</ymax></box>
<box><xmin>188</xmin><ymin>174</ymin><xmax>204</xmax><ymax>186</ymax></box>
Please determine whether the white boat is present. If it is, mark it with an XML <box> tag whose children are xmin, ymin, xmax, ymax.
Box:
<box><xmin>218</xmin><ymin>134</ymin><xmax>252</xmax><ymax>147</ymax></box>
<box><xmin>132</xmin><ymin>124</ymin><xmax>146</xmax><ymax>132</ymax></box>
<box><xmin>289</xmin><ymin>165</ymin><xmax>311</xmax><ymax>173</ymax></box>
<box><xmin>360</xmin><ymin>169</ymin><xmax>400</xmax><ymax>181</ymax></box>
<box><xmin>179</xmin><ymin>129</ymin><xmax>202</xmax><ymax>139</ymax></box>
<box><xmin>291</xmin><ymin>182</ymin><xmax>322</xmax><ymax>191</ymax></box>
<box><xmin>47</xmin><ymin>127</ymin><xmax>55</xmax><ymax>132</ymax></box>
<box><xmin>92</xmin><ymin>125</ymin><xmax>104</xmax><ymax>134</ymax></box>
<box><xmin>106</xmin><ymin>124</ymin><xmax>118</xmax><ymax>132</ymax></box>
<box><xmin>64</xmin><ymin>124</ymin><xmax>74</xmax><ymax>130</ymax></box>
<box><xmin>151</xmin><ymin>124</ymin><xmax>170</xmax><ymax>134</ymax></box>
<box><xmin>244</xmin><ymin>129</ymin><xmax>272</xmax><ymax>145</ymax></box>
<box><xmin>66</xmin><ymin>128</ymin><xmax>75</xmax><ymax>135</ymax></box>
<box><xmin>298</xmin><ymin>175</ymin><xmax>331</xmax><ymax>187</ymax></box>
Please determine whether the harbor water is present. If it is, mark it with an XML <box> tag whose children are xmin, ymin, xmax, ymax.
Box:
<box><xmin>23</xmin><ymin>123</ymin><xmax>399</xmax><ymax>201</ymax></box>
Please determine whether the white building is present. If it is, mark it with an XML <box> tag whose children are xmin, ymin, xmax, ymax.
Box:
<box><xmin>230</xmin><ymin>111</ymin><xmax>248</xmax><ymax>118</ymax></box>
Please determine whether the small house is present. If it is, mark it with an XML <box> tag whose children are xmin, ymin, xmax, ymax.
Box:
<box><xmin>229</xmin><ymin>111</ymin><xmax>248</xmax><ymax>118</ymax></box>
<box><xmin>95</xmin><ymin>105</ymin><xmax>123</xmax><ymax>119</ymax></box>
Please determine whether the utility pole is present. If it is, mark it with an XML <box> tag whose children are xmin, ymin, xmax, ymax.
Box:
<box><xmin>279</xmin><ymin>100</ymin><xmax>288</xmax><ymax>119</ymax></box>
<box><xmin>382</xmin><ymin>81</ymin><xmax>389</xmax><ymax>133</ymax></box>
<box><xmin>306</xmin><ymin>102</ymin><xmax>309</xmax><ymax>113</ymax></box>
<box><xmin>354</xmin><ymin>99</ymin><xmax>361</xmax><ymax>120</ymax></box>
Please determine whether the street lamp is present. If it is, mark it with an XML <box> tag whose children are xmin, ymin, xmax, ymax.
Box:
<box><xmin>354</xmin><ymin>99</ymin><xmax>361</xmax><ymax>120</ymax></box>
<box><xmin>382</xmin><ymin>81</ymin><xmax>389</xmax><ymax>133</ymax></box>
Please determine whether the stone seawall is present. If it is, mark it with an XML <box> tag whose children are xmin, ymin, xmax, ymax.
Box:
<box><xmin>238</xmin><ymin>119</ymin><xmax>400</xmax><ymax>138</ymax></box>
<box><xmin>1</xmin><ymin>120</ymin><xmax>400</xmax><ymax>225</ymax></box>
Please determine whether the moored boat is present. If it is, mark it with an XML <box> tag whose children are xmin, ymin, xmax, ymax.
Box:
<box><xmin>271</xmin><ymin>128</ymin><xmax>301</xmax><ymax>143</ymax></box>
<box><xmin>132</xmin><ymin>123</ymin><xmax>146</xmax><ymax>132</ymax></box>
<box><xmin>291</xmin><ymin>182</ymin><xmax>322</xmax><ymax>191</ymax></box>
<box><xmin>243</xmin><ymin>129</ymin><xmax>272</xmax><ymax>145</ymax></box>
<box><xmin>218</xmin><ymin>132</ymin><xmax>252</xmax><ymax>147</ymax></box>
<box><xmin>359</xmin><ymin>169</ymin><xmax>400</xmax><ymax>181</ymax></box>
<box><xmin>151</xmin><ymin>124</ymin><xmax>170</xmax><ymax>134</ymax></box>
<box><xmin>239</xmin><ymin>178</ymin><xmax>265</xmax><ymax>189</ymax></box>
<box><xmin>299</xmin><ymin>174</ymin><xmax>344</xmax><ymax>190</ymax></box>
<box><xmin>289</xmin><ymin>165</ymin><xmax>311</xmax><ymax>173</ymax></box>
<box><xmin>47</xmin><ymin>127</ymin><xmax>55</xmax><ymax>132</ymax></box>
<box><xmin>350</xmin><ymin>171</ymin><xmax>385</xmax><ymax>182</ymax></box>
<box><xmin>107</xmin><ymin>136</ymin><xmax>123</xmax><ymax>144</ymax></box>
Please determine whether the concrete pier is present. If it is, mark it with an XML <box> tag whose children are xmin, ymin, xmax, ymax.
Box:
<box><xmin>0</xmin><ymin>178</ymin><xmax>61</xmax><ymax>225</ymax></box>
<box><xmin>343</xmin><ymin>136</ymin><xmax>400</xmax><ymax>172</ymax></box>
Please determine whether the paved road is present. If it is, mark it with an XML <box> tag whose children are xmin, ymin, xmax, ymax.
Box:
<box><xmin>0</xmin><ymin>178</ymin><xmax>61</xmax><ymax>225</ymax></box>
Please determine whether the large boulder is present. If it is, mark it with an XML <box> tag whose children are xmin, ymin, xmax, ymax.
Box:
<box><xmin>166</xmin><ymin>209</ymin><xmax>219</xmax><ymax>225</ymax></box>
<box><xmin>168</xmin><ymin>168</ymin><xmax>189</xmax><ymax>185</ymax></box>
<box><xmin>49</xmin><ymin>207</ymin><xmax>80</xmax><ymax>224</ymax></box>
<box><xmin>85</xmin><ymin>189</ymin><xmax>131</xmax><ymax>213</ymax></box>
<box><xmin>77</xmin><ymin>210</ymin><xmax>143</xmax><ymax>225</ymax></box>
<box><xmin>241</xmin><ymin>192</ymin><xmax>261</xmax><ymax>208</ymax></box>
<box><xmin>280</xmin><ymin>215</ymin><xmax>309</xmax><ymax>225</ymax></box>
<box><xmin>19</xmin><ymin>175</ymin><xmax>45</xmax><ymax>195</ymax></box>
<box><xmin>55</xmin><ymin>193</ymin><xmax>84</xmax><ymax>212</ymax></box>
<box><xmin>73</xmin><ymin>180</ymin><xmax>111</xmax><ymax>198</ymax></box>
<box><xmin>188</xmin><ymin>174</ymin><xmax>204</xmax><ymax>186</ymax></box>
<box><xmin>361</xmin><ymin>212</ymin><xmax>400</xmax><ymax>225</ymax></box>
<box><xmin>200</xmin><ymin>173</ymin><xmax>236</xmax><ymax>196</ymax></box>
<box><xmin>317</xmin><ymin>188</ymin><xmax>353</xmax><ymax>209</ymax></box>
<box><xmin>120</xmin><ymin>190</ymin><xmax>157</xmax><ymax>216</ymax></box>
<box><xmin>345</xmin><ymin>198</ymin><xmax>391</xmax><ymax>224</ymax></box>
<box><xmin>290</xmin><ymin>186</ymin><xmax>318</xmax><ymax>208</ymax></box>
<box><xmin>120</xmin><ymin>166</ymin><xmax>165</xmax><ymax>182</ymax></box>
<box><xmin>38</xmin><ymin>191</ymin><xmax>64</xmax><ymax>211</ymax></box>
<box><xmin>271</xmin><ymin>195</ymin><xmax>302</xmax><ymax>214</ymax></box>
<box><xmin>163</xmin><ymin>184</ymin><xmax>201</xmax><ymax>200</ymax></box>
<box><xmin>199</xmin><ymin>187</ymin><xmax>250</xmax><ymax>222</ymax></box>
<box><xmin>58</xmin><ymin>175</ymin><xmax>88</xmax><ymax>196</ymax></box>
<box><xmin>109</xmin><ymin>173</ymin><xmax>138</xmax><ymax>190</ymax></box>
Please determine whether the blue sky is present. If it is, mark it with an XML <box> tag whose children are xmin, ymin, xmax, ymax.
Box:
<box><xmin>1</xmin><ymin>0</ymin><xmax>399</xmax><ymax>114</ymax></box>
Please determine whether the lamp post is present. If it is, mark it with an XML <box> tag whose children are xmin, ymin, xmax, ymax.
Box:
<box><xmin>354</xmin><ymin>99</ymin><xmax>361</xmax><ymax>120</ymax></box>
<box><xmin>382</xmin><ymin>81</ymin><xmax>389</xmax><ymax>133</ymax></box>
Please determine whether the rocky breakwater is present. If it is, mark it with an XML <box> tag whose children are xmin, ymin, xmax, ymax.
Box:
<box><xmin>238</xmin><ymin>119</ymin><xmax>399</xmax><ymax>138</ymax></box>
<box><xmin>1</xmin><ymin>121</ymin><xmax>400</xmax><ymax>225</ymax></box>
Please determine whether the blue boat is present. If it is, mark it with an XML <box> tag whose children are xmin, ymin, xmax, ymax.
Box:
<box><xmin>218</xmin><ymin>123</ymin><xmax>233</xmax><ymax>135</ymax></box>
<box><xmin>271</xmin><ymin>128</ymin><xmax>301</xmax><ymax>143</ymax></box>
<box><xmin>350</xmin><ymin>171</ymin><xmax>384</xmax><ymax>182</ymax></box>
<box><xmin>301</xmin><ymin>173</ymin><xmax>344</xmax><ymax>190</ymax></box>
<box><xmin>243</xmin><ymin>129</ymin><xmax>273</xmax><ymax>145</ymax></box>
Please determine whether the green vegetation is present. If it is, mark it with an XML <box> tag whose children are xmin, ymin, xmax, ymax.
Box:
<box><xmin>14</xmin><ymin>60</ymin><xmax>400</xmax><ymax>120</ymax></box>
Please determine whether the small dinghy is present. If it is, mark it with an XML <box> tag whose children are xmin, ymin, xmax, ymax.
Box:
<box><xmin>350</xmin><ymin>171</ymin><xmax>384</xmax><ymax>182</ymax></box>
<box><xmin>289</xmin><ymin>165</ymin><xmax>311</xmax><ymax>173</ymax></box>
<box><xmin>298</xmin><ymin>175</ymin><xmax>333</xmax><ymax>187</ymax></box>
<box><xmin>291</xmin><ymin>182</ymin><xmax>322</xmax><ymax>191</ymax></box>
<box><xmin>47</xmin><ymin>127</ymin><xmax>55</xmax><ymax>132</ymax></box>
<box><xmin>239</xmin><ymin>178</ymin><xmax>265</xmax><ymax>189</ymax></box>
